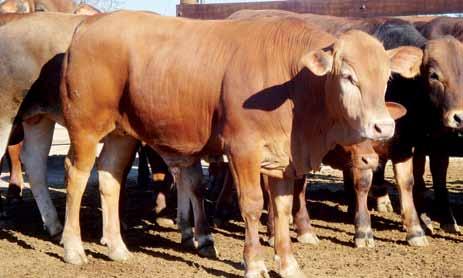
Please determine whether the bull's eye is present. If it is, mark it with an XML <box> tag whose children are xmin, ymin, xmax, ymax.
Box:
<box><xmin>429</xmin><ymin>71</ymin><xmax>440</xmax><ymax>81</ymax></box>
<box><xmin>342</xmin><ymin>74</ymin><xmax>358</xmax><ymax>86</ymax></box>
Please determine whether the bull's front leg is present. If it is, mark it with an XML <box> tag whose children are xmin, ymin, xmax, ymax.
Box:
<box><xmin>267</xmin><ymin>177</ymin><xmax>305</xmax><ymax>278</ymax></box>
<box><xmin>351</xmin><ymin>168</ymin><xmax>374</xmax><ymax>248</ymax></box>
<box><xmin>429</xmin><ymin>151</ymin><xmax>460</xmax><ymax>234</ymax></box>
<box><xmin>228</xmin><ymin>146</ymin><xmax>268</xmax><ymax>278</ymax></box>
<box><xmin>392</xmin><ymin>157</ymin><xmax>428</xmax><ymax>246</ymax></box>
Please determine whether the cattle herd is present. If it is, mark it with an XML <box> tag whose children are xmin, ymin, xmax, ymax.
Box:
<box><xmin>0</xmin><ymin>0</ymin><xmax>462</xmax><ymax>277</ymax></box>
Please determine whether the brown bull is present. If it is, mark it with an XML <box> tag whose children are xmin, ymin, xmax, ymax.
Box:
<box><xmin>410</xmin><ymin>16</ymin><xmax>463</xmax><ymax>233</ymax></box>
<box><xmin>231</xmin><ymin>9</ymin><xmax>463</xmax><ymax>245</ymax></box>
<box><xmin>60</xmin><ymin>11</ymin><xmax>421</xmax><ymax>277</ymax></box>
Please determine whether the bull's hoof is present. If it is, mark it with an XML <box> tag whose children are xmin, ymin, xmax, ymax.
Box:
<box><xmin>280</xmin><ymin>268</ymin><xmax>306</xmax><ymax>278</ymax></box>
<box><xmin>198</xmin><ymin>242</ymin><xmax>219</xmax><ymax>258</ymax></box>
<box><xmin>354</xmin><ymin>230</ymin><xmax>374</xmax><ymax>248</ymax></box>
<box><xmin>406</xmin><ymin>235</ymin><xmax>429</xmax><ymax>247</ymax></box>
<box><xmin>47</xmin><ymin>222</ymin><xmax>64</xmax><ymax>243</ymax></box>
<box><xmin>297</xmin><ymin>232</ymin><xmax>320</xmax><ymax>245</ymax></box>
<box><xmin>64</xmin><ymin>247</ymin><xmax>88</xmax><ymax>265</ymax></box>
<box><xmin>108</xmin><ymin>245</ymin><xmax>132</xmax><ymax>262</ymax></box>
<box><xmin>355</xmin><ymin>237</ymin><xmax>375</xmax><ymax>248</ymax></box>
<box><xmin>419</xmin><ymin>213</ymin><xmax>434</xmax><ymax>235</ymax></box>
<box><xmin>441</xmin><ymin>223</ymin><xmax>461</xmax><ymax>234</ymax></box>
<box><xmin>275</xmin><ymin>256</ymin><xmax>306</xmax><ymax>278</ymax></box>
<box><xmin>156</xmin><ymin>217</ymin><xmax>175</xmax><ymax>228</ymax></box>
<box><xmin>6</xmin><ymin>185</ymin><xmax>22</xmax><ymax>204</ymax></box>
<box><xmin>376</xmin><ymin>196</ymin><xmax>393</xmax><ymax>213</ymax></box>
<box><xmin>181</xmin><ymin>236</ymin><xmax>196</xmax><ymax>250</ymax></box>
<box><xmin>245</xmin><ymin>260</ymin><xmax>269</xmax><ymax>278</ymax></box>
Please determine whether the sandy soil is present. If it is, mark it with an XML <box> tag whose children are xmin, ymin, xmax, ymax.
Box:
<box><xmin>0</xmin><ymin>125</ymin><xmax>461</xmax><ymax>278</ymax></box>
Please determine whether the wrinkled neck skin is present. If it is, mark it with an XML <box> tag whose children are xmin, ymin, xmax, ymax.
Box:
<box><xmin>287</xmin><ymin>71</ymin><xmax>357</xmax><ymax>178</ymax></box>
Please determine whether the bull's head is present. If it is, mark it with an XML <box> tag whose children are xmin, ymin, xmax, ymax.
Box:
<box><xmin>422</xmin><ymin>36</ymin><xmax>463</xmax><ymax>130</ymax></box>
<box><xmin>301</xmin><ymin>30</ymin><xmax>419</xmax><ymax>143</ymax></box>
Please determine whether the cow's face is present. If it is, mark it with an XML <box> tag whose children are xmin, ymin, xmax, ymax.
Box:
<box><xmin>0</xmin><ymin>0</ymin><xmax>32</xmax><ymax>13</ymax></box>
<box><xmin>422</xmin><ymin>37</ymin><xmax>463</xmax><ymax>129</ymax></box>
<box><xmin>342</xmin><ymin>140</ymin><xmax>379</xmax><ymax>170</ymax></box>
<box><xmin>301</xmin><ymin>30</ymin><xmax>420</xmax><ymax>142</ymax></box>
<box><xmin>341</xmin><ymin>103</ymin><xmax>406</xmax><ymax>170</ymax></box>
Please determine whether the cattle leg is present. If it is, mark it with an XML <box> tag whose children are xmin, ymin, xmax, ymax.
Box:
<box><xmin>292</xmin><ymin>178</ymin><xmax>318</xmax><ymax>245</ymax></box>
<box><xmin>228</xmin><ymin>149</ymin><xmax>269</xmax><ymax>278</ymax></box>
<box><xmin>98</xmin><ymin>133</ymin><xmax>138</xmax><ymax>261</ymax></box>
<box><xmin>429</xmin><ymin>152</ymin><xmax>460</xmax><ymax>234</ymax></box>
<box><xmin>352</xmin><ymin>168</ymin><xmax>375</xmax><ymax>248</ymax></box>
<box><xmin>0</xmin><ymin>117</ymin><xmax>14</xmax><ymax>157</ymax></box>
<box><xmin>6</xmin><ymin>143</ymin><xmax>24</xmax><ymax>202</ymax></box>
<box><xmin>343</xmin><ymin>169</ymin><xmax>356</xmax><ymax>217</ymax></box>
<box><xmin>176</xmin><ymin>163</ymin><xmax>217</xmax><ymax>258</ymax></box>
<box><xmin>393</xmin><ymin>158</ymin><xmax>428</xmax><ymax>246</ymax></box>
<box><xmin>268</xmin><ymin>177</ymin><xmax>305</xmax><ymax>278</ymax></box>
<box><xmin>146</xmin><ymin>148</ymin><xmax>174</xmax><ymax>226</ymax></box>
<box><xmin>214</xmin><ymin>167</ymin><xmax>236</xmax><ymax>226</ymax></box>
<box><xmin>371</xmin><ymin>159</ymin><xmax>393</xmax><ymax>213</ymax></box>
<box><xmin>61</xmin><ymin>135</ymin><xmax>99</xmax><ymax>265</ymax></box>
<box><xmin>137</xmin><ymin>146</ymin><xmax>151</xmax><ymax>187</ymax></box>
<box><xmin>21</xmin><ymin>118</ymin><xmax>63</xmax><ymax>237</ymax></box>
<box><xmin>412</xmin><ymin>149</ymin><xmax>433</xmax><ymax>233</ymax></box>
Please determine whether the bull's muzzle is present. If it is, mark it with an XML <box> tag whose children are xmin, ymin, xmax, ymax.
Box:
<box><xmin>445</xmin><ymin>110</ymin><xmax>463</xmax><ymax>129</ymax></box>
<box><xmin>365</xmin><ymin>119</ymin><xmax>395</xmax><ymax>141</ymax></box>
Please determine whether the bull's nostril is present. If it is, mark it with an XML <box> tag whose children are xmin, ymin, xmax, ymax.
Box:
<box><xmin>361</xmin><ymin>157</ymin><xmax>369</xmax><ymax>165</ymax></box>
<box><xmin>454</xmin><ymin>114</ymin><xmax>462</xmax><ymax>124</ymax></box>
<box><xmin>374</xmin><ymin>124</ymin><xmax>382</xmax><ymax>134</ymax></box>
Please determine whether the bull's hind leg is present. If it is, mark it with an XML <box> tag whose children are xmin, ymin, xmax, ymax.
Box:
<box><xmin>21</xmin><ymin>117</ymin><xmax>63</xmax><ymax>238</ymax></box>
<box><xmin>176</xmin><ymin>162</ymin><xmax>217</xmax><ymax>258</ymax></box>
<box><xmin>98</xmin><ymin>133</ymin><xmax>138</xmax><ymax>261</ymax></box>
<box><xmin>293</xmin><ymin>178</ymin><xmax>319</xmax><ymax>245</ymax></box>
<box><xmin>412</xmin><ymin>149</ymin><xmax>433</xmax><ymax>233</ymax></box>
<box><xmin>228</xmin><ymin>147</ymin><xmax>269</xmax><ymax>278</ymax></box>
<box><xmin>392</xmin><ymin>158</ymin><xmax>428</xmax><ymax>246</ymax></box>
<box><xmin>268</xmin><ymin>177</ymin><xmax>305</xmax><ymax>278</ymax></box>
<box><xmin>61</xmin><ymin>134</ymin><xmax>99</xmax><ymax>265</ymax></box>
<box><xmin>6</xmin><ymin>143</ymin><xmax>24</xmax><ymax>202</ymax></box>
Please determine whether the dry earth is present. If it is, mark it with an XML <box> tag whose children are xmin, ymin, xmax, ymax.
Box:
<box><xmin>0</xmin><ymin>125</ymin><xmax>461</xmax><ymax>278</ymax></box>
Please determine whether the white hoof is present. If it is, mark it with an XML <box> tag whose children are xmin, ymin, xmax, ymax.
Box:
<box><xmin>245</xmin><ymin>260</ymin><xmax>269</xmax><ymax>278</ymax></box>
<box><xmin>297</xmin><ymin>232</ymin><xmax>320</xmax><ymax>245</ymax></box>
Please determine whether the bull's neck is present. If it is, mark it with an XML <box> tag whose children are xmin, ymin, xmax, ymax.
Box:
<box><xmin>287</xmin><ymin>71</ymin><xmax>338</xmax><ymax>177</ymax></box>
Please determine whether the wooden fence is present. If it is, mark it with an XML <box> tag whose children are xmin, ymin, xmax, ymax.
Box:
<box><xmin>177</xmin><ymin>0</ymin><xmax>463</xmax><ymax>19</ymax></box>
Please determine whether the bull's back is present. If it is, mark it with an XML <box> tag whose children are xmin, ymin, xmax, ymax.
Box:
<box><xmin>65</xmin><ymin>12</ymin><xmax>239</xmax><ymax>153</ymax></box>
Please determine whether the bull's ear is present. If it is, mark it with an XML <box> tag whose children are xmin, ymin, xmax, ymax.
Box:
<box><xmin>386</xmin><ymin>102</ymin><xmax>407</xmax><ymax>120</ymax></box>
<box><xmin>387</xmin><ymin>46</ymin><xmax>423</xmax><ymax>79</ymax></box>
<box><xmin>300</xmin><ymin>48</ymin><xmax>333</xmax><ymax>76</ymax></box>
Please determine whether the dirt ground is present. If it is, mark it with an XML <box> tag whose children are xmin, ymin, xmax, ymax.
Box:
<box><xmin>0</xmin><ymin>125</ymin><xmax>461</xmax><ymax>278</ymax></box>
